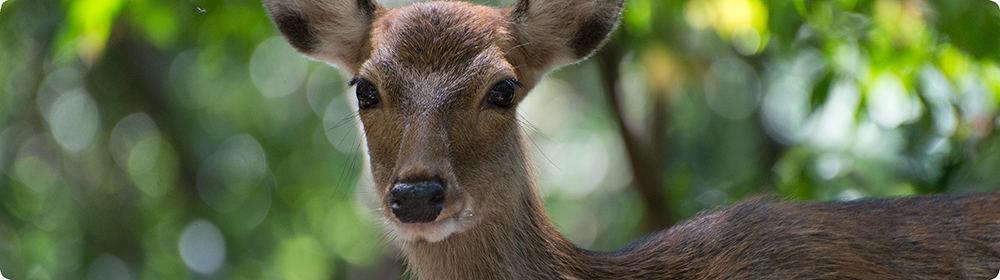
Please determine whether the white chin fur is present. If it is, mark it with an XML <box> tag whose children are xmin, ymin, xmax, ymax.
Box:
<box><xmin>389</xmin><ymin>198</ymin><xmax>480</xmax><ymax>243</ymax></box>
<box><xmin>393</xmin><ymin>218</ymin><xmax>460</xmax><ymax>242</ymax></box>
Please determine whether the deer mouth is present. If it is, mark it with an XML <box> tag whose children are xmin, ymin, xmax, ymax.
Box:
<box><xmin>387</xmin><ymin>195</ymin><xmax>480</xmax><ymax>243</ymax></box>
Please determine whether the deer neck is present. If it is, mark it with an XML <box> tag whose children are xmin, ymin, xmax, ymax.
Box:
<box><xmin>399</xmin><ymin>194</ymin><xmax>579</xmax><ymax>279</ymax></box>
<box><xmin>397</xmin><ymin>132</ymin><xmax>584</xmax><ymax>279</ymax></box>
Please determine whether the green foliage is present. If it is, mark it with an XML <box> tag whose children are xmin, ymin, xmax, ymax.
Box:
<box><xmin>0</xmin><ymin>0</ymin><xmax>998</xmax><ymax>279</ymax></box>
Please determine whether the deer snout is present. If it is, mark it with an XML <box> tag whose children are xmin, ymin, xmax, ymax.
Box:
<box><xmin>389</xmin><ymin>181</ymin><xmax>446</xmax><ymax>223</ymax></box>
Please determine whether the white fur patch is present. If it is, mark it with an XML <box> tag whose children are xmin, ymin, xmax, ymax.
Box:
<box><xmin>389</xmin><ymin>196</ymin><xmax>481</xmax><ymax>242</ymax></box>
<box><xmin>393</xmin><ymin>218</ymin><xmax>460</xmax><ymax>243</ymax></box>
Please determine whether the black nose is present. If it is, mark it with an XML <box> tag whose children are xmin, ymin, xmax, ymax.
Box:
<box><xmin>389</xmin><ymin>181</ymin><xmax>446</xmax><ymax>223</ymax></box>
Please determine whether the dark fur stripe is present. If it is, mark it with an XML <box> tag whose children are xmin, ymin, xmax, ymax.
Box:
<box><xmin>510</xmin><ymin>0</ymin><xmax>528</xmax><ymax>22</ymax></box>
<box><xmin>273</xmin><ymin>11</ymin><xmax>318</xmax><ymax>53</ymax></box>
<box><xmin>358</xmin><ymin>0</ymin><xmax>378</xmax><ymax>18</ymax></box>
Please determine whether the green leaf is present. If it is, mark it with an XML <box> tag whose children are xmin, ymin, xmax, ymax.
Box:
<box><xmin>810</xmin><ymin>71</ymin><xmax>833</xmax><ymax>114</ymax></box>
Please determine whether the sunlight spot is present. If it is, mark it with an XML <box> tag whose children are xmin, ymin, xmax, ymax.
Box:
<box><xmin>13</xmin><ymin>135</ymin><xmax>60</xmax><ymax>196</ymax></box>
<box><xmin>762</xmin><ymin>79</ymin><xmax>809</xmax><ymax>144</ymax></box>
<box><xmin>544</xmin><ymin>130</ymin><xmax>610</xmax><ymax>198</ymax></box>
<box><xmin>685</xmin><ymin>0</ymin><xmax>768</xmax><ymax>42</ymax></box>
<box><xmin>620</xmin><ymin>53</ymin><xmax>652</xmax><ymax>137</ymax></box>
<box><xmin>732</xmin><ymin>25</ymin><xmax>761</xmax><ymax>55</ymax></box>
<box><xmin>762</xmin><ymin>49</ymin><xmax>827</xmax><ymax>145</ymax></box>
<box><xmin>251</xmin><ymin>36</ymin><xmax>309</xmax><ymax>98</ymax></box>
<box><xmin>919</xmin><ymin>66</ymin><xmax>957</xmax><ymax>136</ymax></box>
<box><xmin>683</xmin><ymin>0</ymin><xmax>714</xmax><ymax>29</ymax></box>
<box><xmin>307</xmin><ymin>66</ymin><xmax>344</xmax><ymax>117</ymax></box>
<box><xmin>323</xmin><ymin>92</ymin><xmax>364</xmax><ymax>155</ymax></box>
<box><xmin>179</xmin><ymin>219</ymin><xmax>226</xmax><ymax>275</ymax></box>
<box><xmin>48</xmin><ymin>89</ymin><xmax>100</xmax><ymax>152</ymax></box>
<box><xmin>110</xmin><ymin>113</ymin><xmax>160</xmax><ymax>174</ymax></box>
<box><xmin>867</xmin><ymin>72</ymin><xmax>914</xmax><ymax>128</ymax></box>
<box><xmin>853</xmin><ymin>120</ymin><xmax>904</xmax><ymax>159</ymax></box>
<box><xmin>37</xmin><ymin>68</ymin><xmax>84</xmax><ymax>122</ymax></box>
<box><xmin>837</xmin><ymin>189</ymin><xmax>863</xmax><ymax>201</ymax></box>
<box><xmin>197</xmin><ymin>134</ymin><xmax>268</xmax><ymax>213</ymax></box>
<box><xmin>110</xmin><ymin>114</ymin><xmax>178</xmax><ymax>198</ymax></box>
<box><xmin>815</xmin><ymin>153</ymin><xmax>846</xmax><ymax>180</ymax></box>
<box><xmin>168</xmin><ymin>50</ymin><xmax>216</xmax><ymax>108</ymax></box>
<box><xmin>87</xmin><ymin>254</ymin><xmax>132</xmax><ymax>280</ymax></box>
<box><xmin>833</xmin><ymin>45</ymin><xmax>871</xmax><ymax>83</ymax></box>
<box><xmin>811</xmin><ymin>80</ymin><xmax>859</xmax><ymax>149</ymax></box>
<box><xmin>704</xmin><ymin>58</ymin><xmax>761</xmax><ymax>120</ymax></box>
<box><xmin>518</xmin><ymin>77</ymin><xmax>633</xmax><ymax>198</ymax></box>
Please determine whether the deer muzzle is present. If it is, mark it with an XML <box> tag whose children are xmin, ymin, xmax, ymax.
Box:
<box><xmin>389</xmin><ymin>181</ymin><xmax>446</xmax><ymax>223</ymax></box>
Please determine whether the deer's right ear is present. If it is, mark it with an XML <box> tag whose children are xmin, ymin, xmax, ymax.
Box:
<box><xmin>265</xmin><ymin>0</ymin><xmax>383</xmax><ymax>73</ymax></box>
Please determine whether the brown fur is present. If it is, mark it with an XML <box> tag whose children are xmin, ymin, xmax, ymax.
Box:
<box><xmin>264</xmin><ymin>0</ymin><xmax>1000</xmax><ymax>279</ymax></box>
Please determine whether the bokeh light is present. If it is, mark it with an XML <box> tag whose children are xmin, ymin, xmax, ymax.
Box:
<box><xmin>867</xmin><ymin>72</ymin><xmax>916</xmax><ymax>128</ymax></box>
<box><xmin>86</xmin><ymin>254</ymin><xmax>132</xmax><ymax>280</ymax></box>
<box><xmin>703</xmin><ymin>58</ymin><xmax>760</xmax><ymax>120</ymax></box>
<box><xmin>109</xmin><ymin>113</ymin><xmax>160</xmax><ymax>173</ymax></box>
<box><xmin>251</xmin><ymin>36</ymin><xmax>309</xmax><ymax>99</ymax></box>
<box><xmin>196</xmin><ymin>134</ymin><xmax>268</xmax><ymax>214</ymax></box>
<box><xmin>47</xmin><ymin>89</ymin><xmax>100</xmax><ymax>152</ymax></box>
<box><xmin>179</xmin><ymin>219</ymin><xmax>226</xmax><ymax>275</ymax></box>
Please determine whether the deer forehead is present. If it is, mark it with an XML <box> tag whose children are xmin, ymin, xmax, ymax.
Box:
<box><xmin>369</xmin><ymin>2</ymin><xmax>513</xmax><ymax>72</ymax></box>
<box><xmin>361</xmin><ymin>2</ymin><xmax>517</xmax><ymax>107</ymax></box>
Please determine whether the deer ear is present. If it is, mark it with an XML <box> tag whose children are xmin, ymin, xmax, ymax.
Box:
<box><xmin>264</xmin><ymin>0</ymin><xmax>383</xmax><ymax>73</ymax></box>
<box><xmin>508</xmin><ymin>0</ymin><xmax>624</xmax><ymax>73</ymax></box>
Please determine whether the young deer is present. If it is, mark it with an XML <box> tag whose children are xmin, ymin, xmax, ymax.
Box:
<box><xmin>264</xmin><ymin>0</ymin><xmax>1000</xmax><ymax>278</ymax></box>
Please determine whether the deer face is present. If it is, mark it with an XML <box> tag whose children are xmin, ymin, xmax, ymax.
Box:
<box><xmin>266</xmin><ymin>0</ymin><xmax>622</xmax><ymax>243</ymax></box>
<box><xmin>357</xmin><ymin>3</ymin><xmax>528</xmax><ymax>242</ymax></box>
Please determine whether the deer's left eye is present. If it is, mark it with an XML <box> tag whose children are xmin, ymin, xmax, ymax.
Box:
<box><xmin>351</xmin><ymin>78</ymin><xmax>379</xmax><ymax>109</ymax></box>
<box><xmin>487</xmin><ymin>79</ymin><xmax>519</xmax><ymax>108</ymax></box>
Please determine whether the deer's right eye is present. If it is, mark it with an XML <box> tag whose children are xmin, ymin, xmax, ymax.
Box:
<box><xmin>351</xmin><ymin>78</ymin><xmax>380</xmax><ymax>109</ymax></box>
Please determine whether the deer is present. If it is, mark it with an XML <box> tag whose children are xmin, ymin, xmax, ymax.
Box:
<box><xmin>263</xmin><ymin>0</ymin><xmax>1000</xmax><ymax>279</ymax></box>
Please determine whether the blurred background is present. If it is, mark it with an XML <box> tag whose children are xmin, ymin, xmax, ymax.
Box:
<box><xmin>1</xmin><ymin>0</ymin><xmax>998</xmax><ymax>279</ymax></box>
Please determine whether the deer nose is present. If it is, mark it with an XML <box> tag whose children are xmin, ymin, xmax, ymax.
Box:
<box><xmin>389</xmin><ymin>181</ymin><xmax>446</xmax><ymax>223</ymax></box>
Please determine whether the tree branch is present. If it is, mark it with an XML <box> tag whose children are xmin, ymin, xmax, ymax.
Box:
<box><xmin>595</xmin><ymin>39</ymin><xmax>675</xmax><ymax>230</ymax></box>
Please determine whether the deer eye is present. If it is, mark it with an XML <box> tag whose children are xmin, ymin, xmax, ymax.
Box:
<box><xmin>351</xmin><ymin>78</ymin><xmax>379</xmax><ymax>109</ymax></box>
<box><xmin>487</xmin><ymin>79</ymin><xmax>519</xmax><ymax>108</ymax></box>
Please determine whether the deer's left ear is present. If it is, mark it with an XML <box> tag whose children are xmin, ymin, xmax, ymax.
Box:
<box><xmin>507</xmin><ymin>0</ymin><xmax>624</xmax><ymax>74</ymax></box>
<box><xmin>264</xmin><ymin>0</ymin><xmax>384</xmax><ymax>74</ymax></box>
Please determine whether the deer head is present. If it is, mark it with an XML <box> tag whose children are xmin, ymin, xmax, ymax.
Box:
<box><xmin>266</xmin><ymin>0</ymin><xmax>623</xmax><ymax>243</ymax></box>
